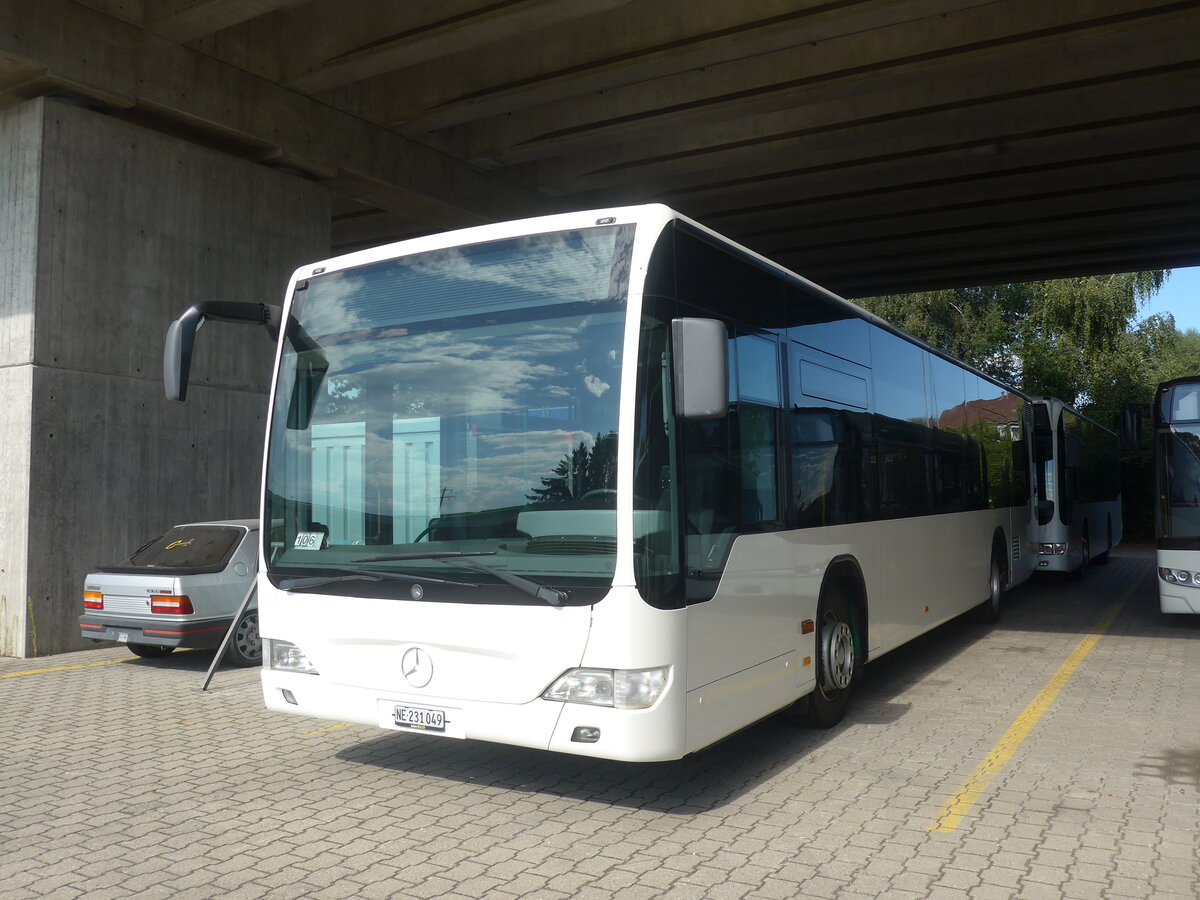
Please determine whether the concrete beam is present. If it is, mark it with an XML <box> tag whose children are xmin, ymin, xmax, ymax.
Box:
<box><xmin>523</xmin><ymin>5</ymin><xmax>1197</xmax><ymax>190</ymax></box>
<box><xmin>758</xmin><ymin>189</ymin><xmax>1200</xmax><ymax>270</ymax></box>
<box><xmin>0</xmin><ymin>0</ymin><xmax>547</xmax><ymax>225</ymax></box>
<box><xmin>651</xmin><ymin>109</ymin><xmax>1200</xmax><ymax>220</ymax></box>
<box><xmin>278</xmin><ymin>0</ymin><xmax>635</xmax><ymax>93</ymax></box>
<box><xmin>542</xmin><ymin>64</ymin><xmax>1200</xmax><ymax>201</ymax></box>
<box><xmin>355</xmin><ymin>0</ymin><xmax>1000</xmax><ymax>133</ymax></box>
<box><xmin>815</xmin><ymin>233</ymin><xmax>1200</xmax><ymax>297</ymax></box>
<box><xmin>146</xmin><ymin>0</ymin><xmax>308</xmax><ymax>44</ymax></box>
<box><xmin>451</xmin><ymin>0</ymin><xmax>1191</xmax><ymax>170</ymax></box>
<box><xmin>697</xmin><ymin>134</ymin><xmax>1200</xmax><ymax>242</ymax></box>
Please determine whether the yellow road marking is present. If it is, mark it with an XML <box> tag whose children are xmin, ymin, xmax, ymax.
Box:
<box><xmin>0</xmin><ymin>648</ymin><xmax>204</xmax><ymax>679</ymax></box>
<box><xmin>0</xmin><ymin>657</ymin><xmax>134</xmax><ymax>678</ymax></box>
<box><xmin>300</xmin><ymin>722</ymin><xmax>356</xmax><ymax>737</ymax></box>
<box><xmin>929</xmin><ymin>592</ymin><xmax>1129</xmax><ymax>833</ymax></box>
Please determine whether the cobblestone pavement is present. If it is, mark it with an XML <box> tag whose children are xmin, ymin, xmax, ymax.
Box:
<box><xmin>2</xmin><ymin>549</ymin><xmax>1197</xmax><ymax>899</ymax></box>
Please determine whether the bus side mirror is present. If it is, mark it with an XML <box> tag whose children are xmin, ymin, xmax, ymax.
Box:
<box><xmin>671</xmin><ymin>317</ymin><xmax>728</xmax><ymax>421</ymax></box>
<box><xmin>1120</xmin><ymin>403</ymin><xmax>1144</xmax><ymax>451</ymax></box>
<box><xmin>164</xmin><ymin>301</ymin><xmax>280</xmax><ymax>401</ymax></box>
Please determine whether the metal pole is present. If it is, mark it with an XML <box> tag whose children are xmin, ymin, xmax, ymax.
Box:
<box><xmin>200</xmin><ymin>580</ymin><xmax>257</xmax><ymax>692</ymax></box>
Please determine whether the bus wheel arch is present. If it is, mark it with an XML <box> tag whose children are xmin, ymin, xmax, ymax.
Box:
<box><xmin>799</xmin><ymin>557</ymin><xmax>867</xmax><ymax>729</ymax></box>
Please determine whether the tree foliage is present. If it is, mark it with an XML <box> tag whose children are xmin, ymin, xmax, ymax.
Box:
<box><xmin>857</xmin><ymin>271</ymin><xmax>1200</xmax><ymax>427</ymax></box>
<box><xmin>527</xmin><ymin>433</ymin><xmax>618</xmax><ymax>505</ymax></box>
<box><xmin>858</xmin><ymin>271</ymin><xmax>1200</xmax><ymax>541</ymax></box>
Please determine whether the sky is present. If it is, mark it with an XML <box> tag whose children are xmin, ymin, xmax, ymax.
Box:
<box><xmin>1140</xmin><ymin>265</ymin><xmax>1200</xmax><ymax>333</ymax></box>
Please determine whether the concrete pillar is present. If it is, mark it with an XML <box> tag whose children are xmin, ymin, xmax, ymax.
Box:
<box><xmin>0</xmin><ymin>98</ymin><xmax>330</xmax><ymax>657</ymax></box>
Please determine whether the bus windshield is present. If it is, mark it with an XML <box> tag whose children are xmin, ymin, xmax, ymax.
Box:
<box><xmin>1162</xmin><ymin>426</ymin><xmax>1200</xmax><ymax>539</ymax></box>
<box><xmin>264</xmin><ymin>225</ymin><xmax>634</xmax><ymax>601</ymax></box>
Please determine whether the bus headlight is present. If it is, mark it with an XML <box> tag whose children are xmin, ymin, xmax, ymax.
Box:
<box><xmin>543</xmin><ymin>666</ymin><xmax>669</xmax><ymax>709</ymax></box>
<box><xmin>1161</xmin><ymin>568</ymin><xmax>1200</xmax><ymax>587</ymax></box>
<box><xmin>266</xmin><ymin>639</ymin><xmax>319</xmax><ymax>674</ymax></box>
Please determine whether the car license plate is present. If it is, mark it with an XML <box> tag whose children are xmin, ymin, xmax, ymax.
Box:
<box><xmin>392</xmin><ymin>704</ymin><xmax>446</xmax><ymax>732</ymax></box>
<box><xmin>117</xmin><ymin>632</ymin><xmax>129</xmax><ymax>643</ymax></box>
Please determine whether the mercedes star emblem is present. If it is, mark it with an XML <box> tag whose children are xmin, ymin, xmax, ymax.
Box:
<box><xmin>402</xmin><ymin>646</ymin><xmax>434</xmax><ymax>688</ymax></box>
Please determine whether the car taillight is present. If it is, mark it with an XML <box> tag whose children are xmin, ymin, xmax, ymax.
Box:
<box><xmin>150</xmin><ymin>595</ymin><xmax>194</xmax><ymax>614</ymax></box>
<box><xmin>83</xmin><ymin>591</ymin><xmax>104</xmax><ymax>610</ymax></box>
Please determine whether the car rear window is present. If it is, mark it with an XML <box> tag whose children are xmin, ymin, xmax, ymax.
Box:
<box><xmin>103</xmin><ymin>526</ymin><xmax>246</xmax><ymax>573</ymax></box>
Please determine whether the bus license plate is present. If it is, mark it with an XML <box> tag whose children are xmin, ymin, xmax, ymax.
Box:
<box><xmin>392</xmin><ymin>704</ymin><xmax>445</xmax><ymax>732</ymax></box>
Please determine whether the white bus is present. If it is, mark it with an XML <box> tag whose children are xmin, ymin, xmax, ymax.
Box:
<box><xmin>166</xmin><ymin>205</ymin><xmax>1042</xmax><ymax>761</ymax></box>
<box><xmin>1153</xmin><ymin>376</ymin><xmax>1200</xmax><ymax>613</ymax></box>
<box><xmin>1029</xmin><ymin>397</ymin><xmax>1122</xmax><ymax>574</ymax></box>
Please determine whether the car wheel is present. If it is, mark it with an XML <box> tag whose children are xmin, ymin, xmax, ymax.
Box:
<box><xmin>225</xmin><ymin>609</ymin><xmax>262</xmax><ymax>667</ymax></box>
<box><xmin>128</xmin><ymin>644</ymin><xmax>175</xmax><ymax>659</ymax></box>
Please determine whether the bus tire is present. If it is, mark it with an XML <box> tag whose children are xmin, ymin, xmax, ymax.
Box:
<box><xmin>969</xmin><ymin>555</ymin><xmax>1004</xmax><ymax>624</ymax></box>
<box><xmin>803</xmin><ymin>585</ymin><xmax>859</xmax><ymax>729</ymax></box>
<box><xmin>1093</xmin><ymin>520</ymin><xmax>1111</xmax><ymax>566</ymax></box>
<box><xmin>1073</xmin><ymin>531</ymin><xmax>1089</xmax><ymax>579</ymax></box>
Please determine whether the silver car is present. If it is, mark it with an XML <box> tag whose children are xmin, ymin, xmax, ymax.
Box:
<box><xmin>79</xmin><ymin>519</ymin><xmax>260</xmax><ymax>666</ymax></box>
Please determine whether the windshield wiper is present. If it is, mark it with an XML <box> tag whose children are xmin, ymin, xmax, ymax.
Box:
<box><xmin>357</xmin><ymin>551</ymin><xmax>569</xmax><ymax>607</ymax></box>
<box><xmin>355</xmin><ymin>551</ymin><xmax>496</xmax><ymax>561</ymax></box>
<box><xmin>276</xmin><ymin>567</ymin><xmax>479</xmax><ymax>591</ymax></box>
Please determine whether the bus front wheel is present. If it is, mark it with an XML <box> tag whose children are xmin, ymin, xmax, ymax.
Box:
<box><xmin>800</xmin><ymin>586</ymin><xmax>859</xmax><ymax>729</ymax></box>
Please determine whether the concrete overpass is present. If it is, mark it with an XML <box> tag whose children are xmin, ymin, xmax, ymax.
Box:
<box><xmin>1</xmin><ymin>0</ymin><xmax>1198</xmax><ymax>655</ymax></box>
<box><xmin>5</xmin><ymin>0</ymin><xmax>1198</xmax><ymax>294</ymax></box>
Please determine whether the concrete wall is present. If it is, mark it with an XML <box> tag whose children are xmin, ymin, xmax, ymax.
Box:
<box><xmin>0</xmin><ymin>102</ymin><xmax>44</xmax><ymax>657</ymax></box>
<box><xmin>0</xmin><ymin>98</ymin><xmax>330</xmax><ymax>657</ymax></box>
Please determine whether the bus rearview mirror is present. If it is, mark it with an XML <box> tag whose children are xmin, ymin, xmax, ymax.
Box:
<box><xmin>163</xmin><ymin>301</ymin><xmax>281</xmax><ymax>402</ymax></box>
<box><xmin>1119</xmin><ymin>403</ymin><xmax>1143</xmax><ymax>452</ymax></box>
<box><xmin>671</xmin><ymin>317</ymin><xmax>728</xmax><ymax>421</ymax></box>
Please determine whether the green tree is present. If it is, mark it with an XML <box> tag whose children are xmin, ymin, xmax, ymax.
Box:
<box><xmin>527</xmin><ymin>432</ymin><xmax>618</xmax><ymax>505</ymax></box>
<box><xmin>857</xmin><ymin>270</ymin><xmax>1170</xmax><ymax>427</ymax></box>
<box><xmin>859</xmin><ymin>271</ymin><xmax>1196</xmax><ymax>541</ymax></box>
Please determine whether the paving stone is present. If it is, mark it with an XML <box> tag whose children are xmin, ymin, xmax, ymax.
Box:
<box><xmin>1</xmin><ymin>552</ymin><xmax>1197</xmax><ymax>900</ymax></box>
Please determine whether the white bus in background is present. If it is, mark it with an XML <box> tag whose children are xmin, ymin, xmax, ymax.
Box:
<box><xmin>1153</xmin><ymin>376</ymin><xmax>1200</xmax><ymax>613</ymax></box>
<box><xmin>1029</xmin><ymin>397</ymin><xmax>1123</xmax><ymax>574</ymax></box>
<box><xmin>165</xmin><ymin>204</ymin><xmax>1042</xmax><ymax>762</ymax></box>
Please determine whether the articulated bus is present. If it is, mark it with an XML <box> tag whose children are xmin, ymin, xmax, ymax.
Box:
<box><xmin>1029</xmin><ymin>397</ymin><xmax>1122</xmax><ymax>574</ymax></box>
<box><xmin>1153</xmin><ymin>376</ymin><xmax>1200</xmax><ymax>614</ymax></box>
<box><xmin>166</xmin><ymin>205</ymin><xmax>1044</xmax><ymax>761</ymax></box>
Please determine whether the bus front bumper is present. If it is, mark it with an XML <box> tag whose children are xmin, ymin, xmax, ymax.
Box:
<box><xmin>261</xmin><ymin>668</ymin><xmax>689</xmax><ymax>762</ymax></box>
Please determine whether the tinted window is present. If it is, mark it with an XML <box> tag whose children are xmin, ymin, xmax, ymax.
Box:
<box><xmin>680</xmin><ymin>405</ymin><xmax>780</xmax><ymax>602</ymax></box>
<box><xmin>734</xmin><ymin>333</ymin><xmax>781</xmax><ymax>406</ymax></box>
<box><xmin>972</xmin><ymin>378</ymin><xmax>1024</xmax><ymax>509</ymax></box>
<box><xmin>877</xmin><ymin>427</ymin><xmax>933</xmax><ymax>520</ymax></box>
<box><xmin>798</xmin><ymin>358</ymin><xmax>868</xmax><ymax>410</ymax></box>
<box><xmin>930</xmin><ymin>356</ymin><xmax>966</xmax><ymax>430</ymax></box>
<box><xmin>1168</xmin><ymin>384</ymin><xmax>1200</xmax><ymax>423</ymax></box>
<box><xmin>793</xmin><ymin>409</ymin><xmax>875</xmax><ymax>527</ymax></box>
<box><xmin>674</xmin><ymin>228</ymin><xmax>784</xmax><ymax>328</ymax></box>
<box><xmin>871</xmin><ymin>328</ymin><xmax>927</xmax><ymax>428</ymax></box>
<box><xmin>786</xmin><ymin>288</ymin><xmax>871</xmax><ymax>367</ymax></box>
